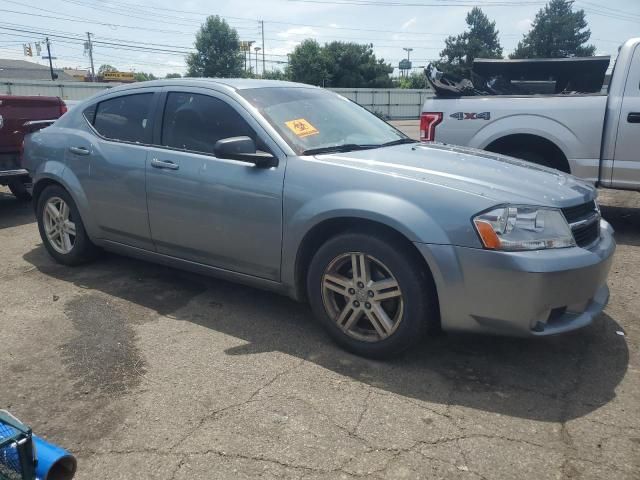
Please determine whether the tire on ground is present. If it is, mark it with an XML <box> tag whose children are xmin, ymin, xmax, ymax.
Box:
<box><xmin>306</xmin><ymin>231</ymin><xmax>437</xmax><ymax>358</ymax></box>
<box><xmin>36</xmin><ymin>184</ymin><xmax>99</xmax><ymax>266</ymax></box>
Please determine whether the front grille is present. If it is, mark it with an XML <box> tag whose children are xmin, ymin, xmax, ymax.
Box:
<box><xmin>572</xmin><ymin>220</ymin><xmax>600</xmax><ymax>247</ymax></box>
<box><xmin>561</xmin><ymin>201</ymin><xmax>600</xmax><ymax>248</ymax></box>
<box><xmin>562</xmin><ymin>200</ymin><xmax>596</xmax><ymax>223</ymax></box>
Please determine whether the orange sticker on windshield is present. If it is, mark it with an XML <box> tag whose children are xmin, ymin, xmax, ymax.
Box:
<box><xmin>285</xmin><ymin>118</ymin><xmax>319</xmax><ymax>137</ymax></box>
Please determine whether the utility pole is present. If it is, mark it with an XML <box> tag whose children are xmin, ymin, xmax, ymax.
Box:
<box><xmin>45</xmin><ymin>37</ymin><xmax>55</xmax><ymax>81</ymax></box>
<box><xmin>254</xmin><ymin>47</ymin><xmax>261</xmax><ymax>76</ymax></box>
<box><xmin>402</xmin><ymin>47</ymin><xmax>413</xmax><ymax>78</ymax></box>
<box><xmin>260</xmin><ymin>20</ymin><xmax>265</xmax><ymax>75</ymax></box>
<box><xmin>86</xmin><ymin>32</ymin><xmax>96</xmax><ymax>82</ymax></box>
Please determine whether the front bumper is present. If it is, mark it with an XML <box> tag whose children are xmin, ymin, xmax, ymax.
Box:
<box><xmin>416</xmin><ymin>220</ymin><xmax>615</xmax><ymax>336</ymax></box>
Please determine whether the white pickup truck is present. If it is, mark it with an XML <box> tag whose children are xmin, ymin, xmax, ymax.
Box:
<box><xmin>420</xmin><ymin>37</ymin><xmax>640</xmax><ymax>191</ymax></box>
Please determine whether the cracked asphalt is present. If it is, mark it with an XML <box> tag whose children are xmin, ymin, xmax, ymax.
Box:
<box><xmin>1</xmin><ymin>128</ymin><xmax>639</xmax><ymax>478</ymax></box>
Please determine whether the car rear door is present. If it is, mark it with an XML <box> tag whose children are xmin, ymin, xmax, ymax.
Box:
<box><xmin>76</xmin><ymin>89</ymin><xmax>160</xmax><ymax>250</ymax></box>
<box><xmin>611</xmin><ymin>43</ymin><xmax>640</xmax><ymax>189</ymax></box>
<box><xmin>145</xmin><ymin>87</ymin><xmax>285</xmax><ymax>281</ymax></box>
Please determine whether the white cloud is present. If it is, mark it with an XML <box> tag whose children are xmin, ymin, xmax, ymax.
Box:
<box><xmin>328</xmin><ymin>23</ymin><xmax>339</xmax><ymax>28</ymax></box>
<box><xmin>401</xmin><ymin>17</ymin><xmax>417</xmax><ymax>30</ymax></box>
<box><xmin>516</xmin><ymin>18</ymin><xmax>532</xmax><ymax>32</ymax></box>
<box><xmin>277</xmin><ymin>26</ymin><xmax>317</xmax><ymax>39</ymax></box>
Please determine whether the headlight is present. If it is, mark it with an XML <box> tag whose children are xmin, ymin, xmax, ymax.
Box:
<box><xmin>473</xmin><ymin>206</ymin><xmax>575</xmax><ymax>251</ymax></box>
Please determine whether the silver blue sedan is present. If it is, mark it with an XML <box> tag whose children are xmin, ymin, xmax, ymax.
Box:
<box><xmin>23</xmin><ymin>79</ymin><xmax>615</xmax><ymax>358</ymax></box>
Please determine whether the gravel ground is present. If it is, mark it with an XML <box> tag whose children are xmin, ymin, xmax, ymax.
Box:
<box><xmin>1</xmin><ymin>135</ymin><xmax>639</xmax><ymax>478</ymax></box>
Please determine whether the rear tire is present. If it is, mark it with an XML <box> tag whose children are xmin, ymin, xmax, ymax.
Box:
<box><xmin>36</xmin><ymin>185</ymin><xmax>99</xmax><ymax>265</ymax></box>
<box><xmin>307</xmin><ymin>231</ymin><xmax>436</xmax><ymax>358</ymax></box>
<box><xmin>8</xmin><ymin>178</ymin><xmax>32</xmax><ymax>201</ymax></box>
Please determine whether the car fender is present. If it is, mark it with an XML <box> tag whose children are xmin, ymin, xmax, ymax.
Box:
<box><xmin>469</xmin><ymin>114</ymin><xmax>577</xmax><ymax>159</ymax></box>
<box><xmin>33</xmin><ymin>164</ymin><xmax>100</xmax><ymax>240</ymax></box>
<box><xmin>280</xmin><ymin>190</ymin><xmax>451</xmax><ymax>292</ymax></box>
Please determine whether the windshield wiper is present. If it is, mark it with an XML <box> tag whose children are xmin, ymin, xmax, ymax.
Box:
<box><xmin>378</xmin><ymin>138</ymin><xmax>419</xmax><ymax>147</ymax></box>
<box><xmin>302</xmin><ymin>144</ymin><xmax>378</xmax><ymax>155</ymax></box>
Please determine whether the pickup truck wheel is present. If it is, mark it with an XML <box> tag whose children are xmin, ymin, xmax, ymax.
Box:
<box><xmin>8</xmin><ymin>179</ymin><xmax>32</xmax><ymax>201</ymax></box>
<box><xmin>307</xmin><ymin>232</ymin><xmax>434</xmax><ymax>358</ymax></box>
<box><xmin>36</xmin><ymin>185</ymin><xmax>98</xmax><ymax>265</ymax></box>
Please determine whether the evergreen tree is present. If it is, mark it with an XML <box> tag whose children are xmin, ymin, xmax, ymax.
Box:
<box><xmin>187</xmin><ymin>16</ymin><xmax>244</xmax><ymax>77</ymax></box>
<box><xmin>437</xmin><ymin>7</ymin><xmax>503</xmax><ymax>77</ymax></box>
<box><xmin>511</xmin><ymin>0</ymin><xmax>595</xmax><ymax>58</ymax></box>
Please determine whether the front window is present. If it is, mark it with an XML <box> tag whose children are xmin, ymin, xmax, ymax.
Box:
<box><xmin>161</xmin><ymin>92</ymin><xmax>255</xmax><ymax>155</ymax></box>
<box><xmin>239</xmin><ymin>87</ymin><xmax>412</xmax><ymax>155</ymax></box>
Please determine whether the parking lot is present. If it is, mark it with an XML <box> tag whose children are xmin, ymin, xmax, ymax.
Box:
<box><xmin>1</xmin><ymin>122</ymin><xmax>639</xmax><ymax>478</ymax></box>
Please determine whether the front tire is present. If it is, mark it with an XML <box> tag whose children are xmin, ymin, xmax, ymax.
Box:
<box><xmin>36</xmin><ymin>185</ymin><xmax>98</xmax><ymax>265</ymax></box>
<box><xmin>307</xmin><ymin>231</ymin><xmax>436</xmax><ymax>358</ymax></box>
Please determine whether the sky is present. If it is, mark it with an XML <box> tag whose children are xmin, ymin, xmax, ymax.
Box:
<box><xmin>0</xmin><ymin>0</ymin><xmax>638</xmax><ymax>78</ymax></box>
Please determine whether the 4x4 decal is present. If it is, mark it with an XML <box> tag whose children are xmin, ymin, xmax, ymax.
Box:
<box><xmin>450</xmin><ymin>112</ymin><xmax>490</xmax><ymax>121</ymax></box>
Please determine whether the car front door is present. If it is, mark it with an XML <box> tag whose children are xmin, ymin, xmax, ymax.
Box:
<box><xmin>145</xmin><ymin>88</ymin><xmax>285</xmax><ymax>281</ymax></box>
<box><xmin>76</xmin><ymin>90</ymin><xmax>159</xmax><ymax>250</ymax></box>
<box><xmin>612</xmin><ymin>43</ymin><xmax>640</xmax><ymax>189</ymax></box>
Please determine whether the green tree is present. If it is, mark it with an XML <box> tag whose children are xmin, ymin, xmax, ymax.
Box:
<box><xmin>511</xmin><ymin>0</ymin><xmax>595</xmax><ymax>58</ymax></box>
<box><xmin>134</xmin><ymin>72</ymin><xmax>157</xmax><ymax>82</ymax></box>
<box><xmin>323</xmin><ymin>42</ymin><xmax>393</xmax><ymax>88</ymax></box>
<box><xmin>97</xmin><ymin>64</ymin><xmax>116</xmax><ymax>76</ymax></box>
<box><xmin>165</xmin><ymin>73</ymin><xmax>182</xmax><ymax>78</ymax></box>
<box><xmin>288</xmin><ymin>40</ymin><xmax>393</xmax><ymax>87</ymax></box>
<box><xmin>287</xmin><ymin>39</ymin><xmax>330</xmax><ymax>86</ymax></box>
<box><xmin>394</xmin><ymin>71</ymin><xmax>427</xmax><ymax>89</ymax></box>
<box><xmin>187</xmin><ymin>15</ymin><xmax>244</xmax><ymax>77</ymax></box>
<box><xmin>261</xmin><ymin>69</ymin><xmax>290</xmax><ymax>80</ymax></box>
<box><xmin>436</xmin><ymin>7</ymin><xmax>503</xmax><ymax>77</ymax></box>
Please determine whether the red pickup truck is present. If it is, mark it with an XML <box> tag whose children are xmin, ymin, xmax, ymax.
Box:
<box><xmin>0</xmin><ymin>95</ymin><xmax>67</xmax><ymax>200</ymax></box>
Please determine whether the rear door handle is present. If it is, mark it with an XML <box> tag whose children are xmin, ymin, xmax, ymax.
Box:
<box><xmin>628</xmin><ymin>112</ymin><xmax>640</xmax><ymax>124</ymax></box>
<box><xmin>69</xmin><ymin>146</ymin><xmax>90</xmax><ymax>156</ymax></box>
<box><xmin>150</xmin><ymin>158</ymin><xmax>179</xmax><ymax>170</ymax></box>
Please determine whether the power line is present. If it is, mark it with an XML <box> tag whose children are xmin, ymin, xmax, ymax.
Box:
<box><xmin>284</xmin><ymin>0</ymin><xmax>545</xmax><ymax>5</ymax></box>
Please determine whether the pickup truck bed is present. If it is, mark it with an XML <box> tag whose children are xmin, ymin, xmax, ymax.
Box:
<box><xmin>421</xmin><ymin>38</ymin><xmax>640</xmax><ymax>191</ymax></box>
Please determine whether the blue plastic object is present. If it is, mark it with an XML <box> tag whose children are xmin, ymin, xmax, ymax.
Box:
<box><xmin>32</xmin><ymin>436</ymin><xmax>76</xmax><ymax>480</ymax></box>
<box><xmin>0</xmin><ymin>411</ymin><xmax>76</xmax><ymax>480</ymax></box>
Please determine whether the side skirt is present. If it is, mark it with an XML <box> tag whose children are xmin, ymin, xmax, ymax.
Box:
<box><xmin>100</xmin><ymin>239</ymin><xmax>292</xmax><ymax>298</ymax></box>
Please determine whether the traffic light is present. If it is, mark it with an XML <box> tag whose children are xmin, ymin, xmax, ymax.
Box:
<box><xmin>23</xmin><ymin>43</ymin><xmax>32</xmax><ymax>56</ymax></box>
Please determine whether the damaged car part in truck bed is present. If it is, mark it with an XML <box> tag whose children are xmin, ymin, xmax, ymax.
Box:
<box><xmin>425</xmin><ymin>55</ymin><xmax>610</xmax><ymax>97</ymax></box>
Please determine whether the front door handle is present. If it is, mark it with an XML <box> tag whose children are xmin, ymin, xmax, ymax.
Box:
<box><xmin>628</xmin><ymin>112</ymin><xmax>640</xmax><ymax>124</ymax></box>
<box><xmin>69</xmin><ymin>146</ymin><xmax>90</xmax><ymax>156</ymax></box>
<box><xmin>150</xmin><ymin>158</ymin><xmax>179</xmax><ymax>170</ymax></box>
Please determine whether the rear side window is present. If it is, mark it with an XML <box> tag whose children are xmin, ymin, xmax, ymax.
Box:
<box><xmin>161</xmin><ymin>92</ymin><xmax>254</xmax><ymax>155</ymax></box>
<box><xmin>93</xmin><ymin>93</ymin><xmax>153</xmax><ymax>143</ymax></box>
<box><xmin>83</xmin><ymin>104</ymin><xmax>96</xmax><ymax>124</ymax></box>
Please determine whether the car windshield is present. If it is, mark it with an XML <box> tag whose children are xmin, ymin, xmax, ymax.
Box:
<box><xmin>238</xmin><ymin>87</ymin><xmax>413</xmax><ymax>155</ymax></box>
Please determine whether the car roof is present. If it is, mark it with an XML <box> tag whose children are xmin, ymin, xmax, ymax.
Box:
<box><xmin>98</xmin><ymin>78</ymin><xmax>317</xmax><ymax>97</ymax></box>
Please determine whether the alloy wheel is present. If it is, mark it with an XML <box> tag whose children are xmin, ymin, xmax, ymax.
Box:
<box><xmin>43</xmin><ymin>196</ymin><xmax>76</xmax><ymax>254</ymax></box>
<box><xmin>321</xmin><ymin>252</ymin><xmax>404</xmax><ymax>342</ymax></box>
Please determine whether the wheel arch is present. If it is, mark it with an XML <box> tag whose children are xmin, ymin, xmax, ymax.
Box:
<box><xmin>292</xmin><ymin>216</ymin><xmax>441</xmax><ymax>329</ymax></box>
<box><xmin>484</xmin><ymin>133</ymin><xmax>571</xmax><ymax>173</ymax></box>
<box><xmin>32</xmin><ymin>172</ymin><xmax>99</xmax><ymax>240</ymax></box>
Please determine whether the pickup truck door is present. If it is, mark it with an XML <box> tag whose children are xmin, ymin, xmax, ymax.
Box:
<box><xmin>145</xmin><ymin>88</ymin><xmax>285</xmax><ymax>281</ymax></box>
<box><xmin>611</xmin><ymin>43</ymin><xmax>640</xmax><ymax>189</ymax></box>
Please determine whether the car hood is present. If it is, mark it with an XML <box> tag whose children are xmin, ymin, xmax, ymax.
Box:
<box><xmin>314</xmin><ymin>142</ymin><xmax>595</xmax><ymax>208</ymax></box>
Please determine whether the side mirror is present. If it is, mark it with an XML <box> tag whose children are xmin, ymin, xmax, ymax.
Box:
<box><xmin>213</xmin><ymin>136</ymin><xmax>277</xmax><ymax>168</ymax></box>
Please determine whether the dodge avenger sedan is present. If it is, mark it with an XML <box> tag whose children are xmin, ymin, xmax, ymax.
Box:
<box><xmin>23</xmin><ymin>79</ymin><xmax>615</xmax><ymax>358</ymax></box>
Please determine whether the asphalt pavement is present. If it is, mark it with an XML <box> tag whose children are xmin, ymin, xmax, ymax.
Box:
<box><xmin>1</xmin><ymin>124</ymin><xmax>639</xmax><ymax>478</ymax></box>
